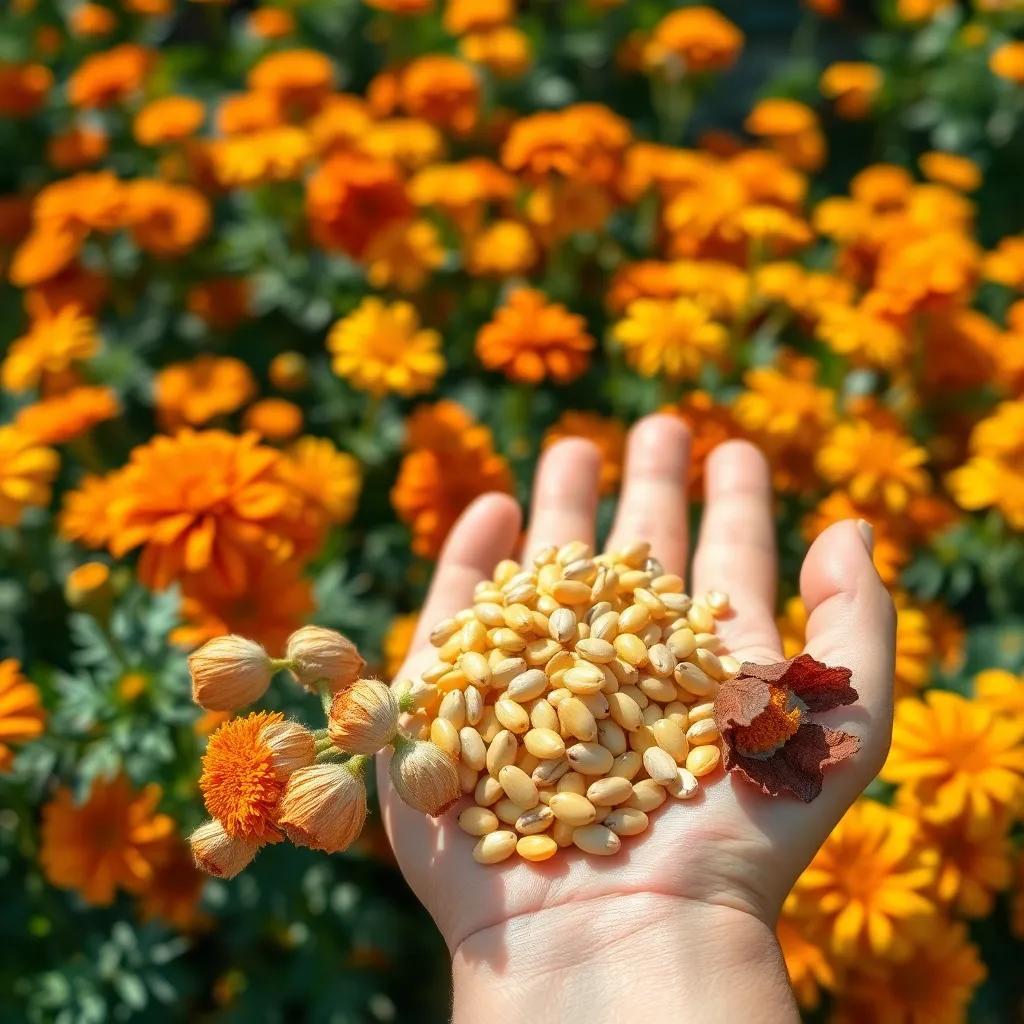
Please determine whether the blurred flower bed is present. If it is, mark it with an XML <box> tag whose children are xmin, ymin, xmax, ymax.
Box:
<box><xmin>1</xmin><ymin>0</ymin><xmax>1024</xmax><ymax>1020</ymax></box>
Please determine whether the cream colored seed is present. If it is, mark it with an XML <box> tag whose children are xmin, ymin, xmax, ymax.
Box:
<box><xmin>597</xmin><ymin>719</ymin><xmax>627</xmax><ymax>757</ymax></box>
<box><xmin>463</xmin><ymin>619</ymin><xmax>487</xmax><ymax>651</ymax></box>
<box><xmin>460</xmin><ymin>727</ymin><xmax>487</xmax><ymax>771</ymax></box>
<box><xmin>530</xmin><ymin>699</ymin><xmax>559</xmax><ymax>732</ymax></box>
<box><xmin>719</xmin><ymin>654</ymin><xmax>741</xmax><ymax>677</ymax></box>
<box><xmin>628</xmin><ymin>778</ymin><xmax>668</xmax><ymax>812</ymax></box>
<box><xmin>475</xmin><ymin>774</ymin><xmax>504</xmax><ymax>806</ymax></box>
<box><xmin>459</xmin><ymin>651</ymin><xmax>492</xmax><ymax>688</ymax></box>
<box><xmin>525</xmin><ymin>638</ymin><xmax>562</xmax><ymax>666</ymax></box>
<box><xmin>643</xmin><ymin>745</ymin><xmax>679</xmax><ymax>786</ymax></box>
<box><xmin>478</xmin><ymin>707</ymin><xmax>501</xmax><ymax>743</ymax></box>
<box><xmin>629</xmin><ymin>725</ymin><xmax>658</xmax><ymax>755</ymax></box>
<box><xmin>517</xmin><ymin>834</ymin><xmax>557</xmax><ymax>862</ymax></box>
<box><xmin>610</xmin><ymin>750</ymin><xmax>643</xmax><ymax>781</ymax></box>
<box><xmin>506</xmin><ymin>669</ymin><xmax>549</xmax><ymax>702</ymax></box>
<box><xmin>687</xmin><ymin>701</ymin><xmax>716</xmax><ymax>724</ymax></box>
<box><xmin>458</xmin><ymin>762</ymin><xmax>478</xmax><ymax>793</ymax></box>
<box><xmin>495</xmin><ymin>698</ymin><xmax>530</xmax><ymax>734</ymax></box>
<box><xmin>661</xmin><ymin>593</ymin><xmax>692</xmax><ymax>615</ymax></box>
<box><xmin>608</xmin><ymin>657</ymin><xmax>638</xmax><ymax>687</ymax></box>
<box><xmin>572</xmin><ymin>824</ymin><xmax>621</xmax><ymax>856</ymax></box>
<box><xmin>579</xmin><ymin>692</ymin><xmax>610</xmax><ymax>720</ymax></box>
<box><xmin>459</xmin><ymin>806</ymin><xmax>499</xmax><ymax>836</ymax></box>
<box><xmin>516</xmin><ymin>751</ymin><xmax>540</xmax><ymax>777</ymax></box>
<box><xmin>473</xmin><ymin>602</ymin><xmax>506</xmax><ymax>628</ymax></box>
<box><xmin>473</xmin><ymin>830</ymin><xmax>517</xmax><ymax>864</ymax></box>
<box><xmin>651</xmin><ymin>718</ymin><xmax>689</xmax><ymax>763</ymax></box>
<box><xmin>603</xmin><ymin>807</ymin><xmax>649</xmax><ymax>837</ymax></box>
<box><xmin>705</xmin><ymin>590</ymin><xmax>730</xmax><ymax>614</ymax></box>
<box><xmin>516</xmin><ymin>804</ymin><xmax>554</xmax><ymax>835</ymax></box>
<box><xmin>430</xmin><ymin>718</ymin><xmax>461</xmax><ymax>759</ymax></box>
<box><xmin>563</xmin><ymin>558</ymin><xmax>597</xmax><ymax>583</ymax></box>
<box><xmin>614</xmin><ymin>633</ymin><xmax>648</xmax><ymax>667</ymax></box>
<box><xmin>524</xmin><ymin>728</ymin><xmax>566</xmax><ymax>760</ymax></box>
<box><xmin>666</xmin><ymin>628</ymin><xmax>697</xmax><ymax>660</ymax></box>
<box><xmin>493</xmin><ymin>798</ymin><xmax>524</xmax><ymax>826</ymax></box>
<box><xmin>439</xmin><ymin>689</ymin><xmax>466</xmax><ymax>728</ymax></box>
<box><xmin>422</xmin><ymin>661</ymin><xmax>452</xmax><ymax>684</ymax></box>
<box><xmin>504</xmin><ymin>583</ymin><xmax>537</xmax><ymax>607</ymax></box>
<box><xmin>430</xmin><ymin>618</ymin><xmax>459</xmax><ymax>646</ymax></box>
<box><xmin>552</xmin><ymin>819</ymin><xmax>575</xmax><ymax>847</ymax></box>
<box><xmin>667</xmin><ymin>767</ymin><xmax>700</xmax><ymax>800</ymax></box>
<box><xmin>693</xmin><ymin>647</ymin><xmax>726</xmax><ymax>681</ymax></box>
<box><xmin>551</xmin><ymin>579</ymin><xmax>591</xmax><ymax>604</ymax></box>
<box><xmin>567</xmin><ymin>741</ymin><xmax>615</xmax><ymax>776</ymax></box>
<box><xmin>491</xmin><ymin>628</ymin><xmax>527</xmax><ymax>652</ymax></box>
<box><xmin>548</xmin><ymin>607</ymin><xmax>577</xmax><ymax>644</ymax></box>
<box><xmin>532</xmin><ymin>757</ymin><xmax>569</xmax><ymax>786</ymax></box>
<box><xmin>586</xmin><ymin>776</ymin><xmax>634</xmax><ymax>806</ymax></box>
<box><xmin>493</xmin><ymin>559</ymin><xmax>520</xmax><ymax>584</ymax></box>
<box><xmin>618</xmin><ymin>604</ymin><xmax>650</xmax><ymax>634</ymax></box>
<box><xmin>563</xmin><ymin>663</ymin><xmax>606</xmax><ymax>695</ymax></box>
<box><xmin>546</xmin><ymin>649</ymin><xmax>574</xmax><ymax>677</ymax></box>
<box><xmin>556</xmin><ymin>771</ymin><xmax>587</xmax><ymax>795</ymax></box>
<box><xmin>538</xmin><ymin>564</ymin><xmax>561</xmax><ymax>592</ymax></box>
<box><xmin>546</xmin><ymin>686</ymin><xmax>571</xmax><ymax>708</ymax></box>
<box><xmin>664</xmin><ymin>700</ymin><xmax>690</xmax><ymax>726</ymax></box>
<box><xmin>576</xmin><ymin>638</ymin><xmax>616</xmax><ymax>664</ymax></box>
<box><xmin>687</xmin><ymin>719</ymin><xmax>720</xmax><ymax>745</ymax></box>
<box><xmin>675</xmin><ymin>661</ymin><xmax>717</xmax><ymax>697</ymax></box>
<box><xmin>533</xmin><ymin>544</ymin><xmax>558</xmax><ymax>567</ymax></box>
<box><xmin>558</xmin><ymin>696</ymin><xmax>598</xmax><ymax>741</ymax></box>
<box><xmin>558</xmin><ymin>540</ymin><xmax>592</xmax><ymax>564</ymax></box>
<box><xmin>499</xmin><ymin>765</ymin><xmax>539</xmax><ymax>808</ymax></box>
<box><xmin>641</xmin><ymin>702</ymin><xmax>662</xmax><ymax>727</ymax></box>
<box><xmin>465</xmin><ymin>685</ymin><xmax>483</xmax><ymax>725</ymax></box>
<box><xmin>486</xmin><ymin>730</ymin><xmax>517</xmax><ymax>776</ymax></box>
<box><xmin>619</xmin><ymin>570</ymin><xmax>651</xmax><ymax>591</ymax></box>
<box><xmin>590</xmin><ymin>610</ymin><xmax>619</xmax><ymax>642</ymax></box>
<box><xmin>585</xmin><ymin>601</ymin><xmax>613</xmax><ymax>625</ymax></box>
<box><xmin>687</xmin><ymin>603</ymin><xmax>715</xmax><ymax>634</ymax></box>
<box><xmin>693</xmin><ymin>632</ymin><xmax>722</xmax><ymax>652</ymax></box>
<box><xmin>651</xmin><ymin>574</ymin><xmax>684</xmax><ymax>594</ymax></box>
<box><xmin>639</xmin><ymin>674</ymin><xmax>677</xmax><ymax>704</ymax></box>
<box><xmin>646</xmin><ymin>643</ymin><xmax>676</xmax><ymax>677</ymax></box>
<box><xmin>548</xmin><ymin>791</ymin><xmax>598</xmax><ymax>826</ymax></box>
<box><xmin>608</xmin><ymin>691</ymin><xmax>643</xmax><ymax>732</ymax></box>
<box><xmin>491</xmin><ymin>656</ymin><xmax>526</xmax><ymax>688</ymax></box>
<box><xmin>634</xmin><ymin>589</ymin><xmax>665</xmax><ymax>618</ymax></box>
<box><xmin>436</xmin><ymin>668</ymin><xmax>468</xmax><ymax>694</ymax></box>
<box><xmin>686</xmin><ymin>745</ymin><xmax>721</xmax><ymax>776</ymax></box>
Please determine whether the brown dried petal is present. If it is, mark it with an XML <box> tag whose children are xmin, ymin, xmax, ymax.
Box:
<box><xmin>735</xmin><ymin>654</ymin><xmax>856</xmax><ymax>713</ymax></box>
<box><xmin>713</xmin><ymin>673</ymin><xmax>772</xmax><ymax>734</ymax></box>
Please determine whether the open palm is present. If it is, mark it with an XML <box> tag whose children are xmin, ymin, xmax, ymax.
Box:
<box><xmin>377</xmin><ymin>414</ymin><xmax>895</xmax><ymax>960</ymax></box>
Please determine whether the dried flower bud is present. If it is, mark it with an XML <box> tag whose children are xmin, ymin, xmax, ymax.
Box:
<box><xmin>389</xmin><ymin>736</ymin><xmax>460</xmax><ymax>817</ymax></box>
<box><xmin>262</xmin><ymin>719</ymin><xmax>317</xmax><ymax>777</ymax></box>
<box><xmin>190</xmin><ymin>819</ymin><xmax>260</xmax><ymax>878</ymax></box>
<box><xmin>277</xmin><ymin>762</ymin><xmax>368</xmax><ymax>853</ymax></box>
<box><xmin>189</xmin><ymin>635</ymin><xmax>273</xmax><ymax>711</ymax></box>
<box><xmin>329</xmin><ymin>679</ymin><xmax>399</xmax><ymax>754</ymax></box>
<box><xmin>285</xmin><ymin>626</ymin><xmax>365</xmax><ymax>693</ymax></box>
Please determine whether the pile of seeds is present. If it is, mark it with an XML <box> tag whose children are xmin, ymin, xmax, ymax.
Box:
<box><xmin>399</xmin><ymin>540</ymin><xmax>738</xmax><ymax>864</ymax></box>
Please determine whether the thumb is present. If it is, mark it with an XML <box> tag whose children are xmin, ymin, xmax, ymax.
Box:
<box><xmin>799</xmin><ymin>518</ymin><xmax>896</xmax><ymax>802</ymax></box>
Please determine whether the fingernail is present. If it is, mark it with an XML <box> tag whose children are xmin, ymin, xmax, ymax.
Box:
<box><xmin>856</xmin><ymin>519</ymin><xmax>874</xmax><ymax>553</ymax></box>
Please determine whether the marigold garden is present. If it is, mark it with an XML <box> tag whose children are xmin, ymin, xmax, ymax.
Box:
<box><xmin>1</xmin><ymin>0</ymin><xmax>1023</xmax><ymax>1020</ymax></box>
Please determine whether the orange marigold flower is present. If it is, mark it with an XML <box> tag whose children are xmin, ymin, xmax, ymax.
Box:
<box><xmin>460</xmin><ymin>26</ymin><xmax>532</xmax><ymax>79</ymax></box>
<box><xmin>389</xmin><ymin>55</ymin><xmax>480</xmax><ymax>135</ymax></box>
<box><xmin>39</xmin><ymin>775</ymin><xmax>175</xmax><ymax>905</ymax></box>
<box><xmin>928</xmin><ymin>817</ymin><xmax>1014</xmax><ymax>919</ymax></box>
<box><xmin>990</xmin><ymin>40</ymin><xmax>1024</xmax><ymax>84</ymax></box>
<box><xmin>124</xmin><ymin>180</ymin><xmax>211</xmax><ymax>257</ymax></box>
<box><xmin>465</xmin><ymin>218</ymin><xmax>537</xmax><ymax>277</ymax></box>
<box><xmin>107</xmin><ymin>430</ymin><xmax>314</xmax><ymax>594</ymax></box>
<box><xmin>59</xmin><ymin>471</ymin><xmax>126</xmax><ymax>549</ymax></box>
<box><xmin>919</xmin><ymin>151</ymin><xmax>981</xmax><ymax>192</ymax></box>
<box><xmin>391</xmin><ymin>400</ymin><xmax>514</xmax><ymax>557</ymax></box>
<box><xmin>444</xmin><ymin>0</ymin><xmax>511</xmax><ymax>33</ymax></box>
<box><xmin>70</xmin><ymin>3</ymin><xmax>118</xmax><ymax>36</ymax></box>
<box><xmin>47</xmin><ymin>125</ymin><xmax>108</xmax><ymax>170</ymax></box>
<box><xmin>186</xmin><ymin>277</ymin><xmax>251</xmax><ymax>330</ymax></box>
<box><xmin>14</xmin><ymin>386</ymin><xmax>119</xmax><ymax>445</ymax></box>
<box><xmin>217</xmin><ymin>91</ymin><xmax>284</xmax><ymax>135</ymax></box>
<box><xmin>920</xmin><ymin>308</ymin><xmax>1000</xmax><ymax>394</ymax></box>
<box><xmin>134</xmin><ymin>95</ymin><xmax>205</xmax><ymax>146</ymax></box>
<box><xmin>155</xmin><ymin>355</ymin><xmax>256</xmax><ymax>430</ymax></box>
<box><xmin>974</xmin><ymin>669</ymin><xmax>1024</xmax><ymax>721</ymax></box>
<box><xmin>2</xmin><ymin>306</ymin><xmax>99</xmax><ymax>392</ymax></box>
<box><xmin>607</xmin><ymin>259</ymin><xmax>749</xmax><ymax>319</ymax></box>
<box><xmin>359</xmin><ymin>118</ymin><xmax>445</xmax><ymax>171</ymax></box>
<box><xmin>662</xmin><ymin>389</ymin><xmax>740</xmax><ymax>492</ymax></box>
<box><xmin>819</xmin><ymin>62</ymin><xmax>881</xmax><ymax>119</ymax></box>
<box><xmin>408</xmin><ymin>157</ymin><xmax>515</xmax><ymax>233</ymax></box>
<box><xmin>613</xmin><ymin>297</ymin><xmax>727</xmax><ymax>381</ymax></box>
<box><xmin>200</xmin><ymin>711</ymin><xmax>314</xmax><ymax>841</ymax></box>
<box><xmin>35</xmin><ymin>170</ymin><xmax>126</xmax><ymax>236</ymax></box>
<box><xmin>0</xmin><ymin>659</ymin><xmax>46</xmax><ymax>771</ymax></box>
<box><xmin>67</xmin><ymin>43</ymin><xmax>155</xmax><ymax>109</ymax></box>
<box><xmin>476</xmin><ymin>288</ymin><xmax>594</xmax><ymax>385</ymax></box>
<box><xmin>328</xmin><ymin>297</ymin><xmax>445</xmax><ymax>397</ymax></box>
<box><xmin>362</xmin><ymin>218</ymin><xmax>445</xmax><ymax>292</ymax></box>
<box><xmin>25</xmin><ymin>264</ymin><xmax>108</xmax><ymax>319</ymax></box>
<box><xmin>306</xmin><ymin>152</ymin><xmax>412</xmax><ymax>257</ymax></box>
<box><xmin>984</xmin><ymin>235</ymin><xmax>1024</xmax><ymax>290</ymax></box>
<box><xmin>544</xmin><ymin>411</ymin><xmax>626</xmax><ymax>496</ymax></box>
<box><xmin>0</xmin><ymin>61</ymin><xmax>53</xmax><ymax>116</ymax></box>
<box><xmin>525</xmin><ymin>179</ymin><xmax>613</xmax><ymax>246</ymax></box>
<box><xmin>644</xmin><ymin>6</ymin><xmax>743</xmax><ymax>75</ymax></box>
<box><xmin>243</xmin><ymin>398</ymin><xmax>304</xmax><ymax>441</ymax></box>
<box><xmin>875</xmin><ymin>230</ymin><xmax>980</xmax><ymax>315</ymax></box>
<box><xmin>364</xmin><ymin>0</ymin><xmax>434</xmax><ymax>14</ymax></box>
<box><xmin>776</xmin><ymin>905</ymin><xmax>836</xmax><ymax>1010</ymax></box>
<box><xmin>247</xmin><ymin>6</ymin><xmax>295</xmax><ymax>39</ymax></box>
<box><xmin>268</xmin><ymin>351</ymin><xmax>309</xmax><ymax>391</ymax></box>
<box><xmin>280</xmin><ymin>436</ymin><xmax>362</xmax><ymax>528</ymax></box>
<box><xmin>745</xmin><ymin>98</ymin><xmax>825</xmax><ymax>171</ymax></box>
<box><xmin>815</xmin><ymin>297</ymin><xmax>908</xmax><ymax>370</ymax></box>
<box><xmin>135</xmin><ymin>835</ymin><xmax>207</xmax><ymax>931</ymax></box>
<box><xmin>9</xmin><ymin>227</ymin><xmax>83</xmax><ymax>288</ymax></box>
<box><xmin>307</xmin><ymin>93</ymin><xmax>374</xmax><ymax>155</ymax></box>
<box><xmin>247</xmin><ymin>48</ymin><xmax>335</xmax><ymax>116</ymax></box>
<box><xmin>383</xmin><ymin>612</ymin><xmax>418</xmax><ymax>679</ymax></box>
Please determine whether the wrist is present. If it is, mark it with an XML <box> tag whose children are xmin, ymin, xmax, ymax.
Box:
<box><xmin>451</xmin><ymin>892</ymin><xmax>797</xmax><ymax>1024</ymax></box>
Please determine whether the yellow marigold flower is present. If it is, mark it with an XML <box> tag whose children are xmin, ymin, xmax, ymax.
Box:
<box><xmin>876</xmin><ymin>230</ymin><xmax>980</xmax><ymax>315</ymax></box>
<box><xmin>613</xmin><ymin>297</ymin><xmax>726</xmax><ymax>381</ymax></box>
<box><xmin>881</xmin><ymin>690</ymin><xmax>1024</xmax><ymax>832</ymax></box>
<box><xmin>200</xmin><ymin>711</ymin><xmax>314</xmax><ymax>841</ymax></box>
<box><xmin>662</xmin><ymin>389</ymin><xmax>741</xmax><ymax>491</ymax></box>
<box><xmin>208</xmin><ymin>126</ymin><xmax>314</xmax><ymax>187</ymax></box>
<box><xmin>362</xmin><ymin>219</ymin><xmax>445</xmax><ymax>292</ymax></box>
<box><xmin>927</xmin><ymin>817</ymin><xmax>1014</xmax><ymax>918</ymax></box>
<box><xmin>946</xmin><ymin>400</ymin><xmax>1024</xmax><ymax>528</ymax></box>
<box><xmin>727</xmin><ymin>204</ymin><xmax>812</xmax><ymax>254</ymax></box>
<box><xmin>776</xmin><ymin>902</ymin><xmax>836</xmax><ymax>1010</ymax></box>
<box><xmin>460</xmin><ymin>26</ymin><xmax>533</xmax><ymax>79</ymax></box>
<box><xmin>816</xmin><ymin>420</ymin><xmax>929</xmax><ymax>512</ymax></box>
<box><xmin>0</xmin><ymin>659</ymin><xmax>46</xmax><ymax>771</ymax></box>
<box><xmin>408</xmin><ymin>157</ymin><xmax>515</xmax><ymax>233</ymax></box>
<box><xmin>477</xmin><ymin>287</ymin><xmax>594</xmax><ymax>385</ymax></box>
<box><xmin>610</xmin><ymin>259</ymin><xmax>750</xmax><ymax>320</ymax></box>
<box><xmin>13</xmin><ymin>386</ymin><xmax>119</xmax><ymax>445</ymax></box>
<box><xmin>0</xmin><ymin>426</ymin><xmax>59</xmax><ymax>527</ymax></box>
<box><xmin>47</xmin><ymin>124</ymin><xmax>108</xmax><ymax>170</ymax></box>
<box><xmin>328</xmin><ymin>298</ymin><xmax>444</xmax><ymax>398</ymax></box>
<box><xmin>0</xmin><ymin>60</ymin><xmax>53</xmax><ymax>116</ymax></box>
<box><xmin>243</xmin><ymin>399</ymin><xmax>303</xmax><ymax>442</ymax></box>
<box><xmin>360</xmin><ymin>118</ymin><xmax>444</xmax><ymax>171</ymax></box>
<box><xmin>525</xmin><ymin>179</ymin><xmax>612</xmax><ymax>246</ymax></box>
<box><xmin>819</xmin><ymin>61</ymin><xmax>881</xmax><ymax>119</ymax></box>
<box><xmin>394</xmin><ymin>55</ymin><xmax>481</xmax><ymax>135</ymax></box>
<box><xmin>465</xmin><ymin>219</ymin><xmax>537</xmax><ymax>277</ymax></box>
<box><xmin>444</xmin><ymin>0</ymin><xmax>511</xmax><ymax>34</ymax></box>
<box><xmin>543</xmin><ymin>411</ymin><xmax>626</xmax><ymax>496</ymax></box>
<box><xmin>744</xmin><ymin>98</ymin><xmax>825</xmax><ymax>171</ymax></box>
<box><xmin>644</xmin><ymin>6</ymin><xmax>743</xmax><ymax>75</ymax></box>
<box><xmin>134</xmin><ymin>95</ymin><xmax>205</xmax><ymax>146</ymax></box>
<box><xmin>155</xmin><ymin>355</ymin><xmax>256</xmax><ymax>430</ymax></box>
<box><xmin>892</xmin><ymin>592</ymin><xmax>936</xmax><ymax>698</ymax></box>
<box><xmin>383</xmin><ymin>613</ymin><xmax>418</xmax><ymax>679</ymax></box>
<box><xmin>919</xmin><ymin>150</ymin><xmax>981</xmax><ymax>192</ymax></box>
<box><xmin>125</xmin><ymin>180</ymin><xmax>210</xmax><ymax>257</ymax></box>
<box><xmin>974</xmin><ymin>669</ymin><xmax>1024</xmax><ymax>720</ymax></box>
<box><xmin>67</xmin><ymin>43</ymin><xmax>154</xmax><ymax>109</ymax></box>
<box><xmin>281</xmin><ymin>436</ymin><xmax>362</xmax><ymax>527</ymax></box>
<box><xmin>790</xmin><ymin>800</ymin><xmax>940</xmax><ymax>961</ymax></box>
<box><xmin>984</xmin><ymin>234</ymin><xmax>1024</xmax><ymax>289</ymax></box>
<box><xmin>39</xmin><ymin>775</ymin><xmax>175</xmax><ymax>905</ymax></box>
<box><xmin>2</xmin><ymin>306</ymin><xmax>99</xmax><ymax>391</ymax></box>
<box><xmin>246</xmin><ymin>48</ymin><xmax>335</xmax><ymax>115</ymax></box>
<box><xmin>990</xmin><ymin>40</ymin><xmax>1024</xmax><ymax>83</ymax></box>
<box><xmin>829</xmin><ymin>923</ymin><xmax>985</xmax><ymax>1024</ymax></box>
<box><xmin>815</xmin><ymin>298</ymin><xmax>907</xmax><ymax>370</ymax></box>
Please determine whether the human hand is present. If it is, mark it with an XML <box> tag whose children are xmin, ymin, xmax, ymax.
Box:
<box><xmin>378</xmin><ymin>414</ymin><xmax>895</xmax><ymax>1024</ymax></box>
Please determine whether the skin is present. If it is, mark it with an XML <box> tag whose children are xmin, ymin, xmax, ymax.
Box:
<box><xmin>377</xmin><ymin>414</ymin><xmax>896</xmax><ymax>1024</ymax></box>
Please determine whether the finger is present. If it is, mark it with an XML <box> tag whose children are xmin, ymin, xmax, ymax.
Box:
<box><xmin>692</xmin><ymin>441</ymin><xmax>781</xmax><ymax>660</ymax></box>
<box><xmin>410</xmin><ymin>493</ymin><xmax>522</xmax><ymax>651</ymax></box>
<box><xmin>522</xmin><ymin>438</ymin><xmax>601</xmax><ymax>561</ymax></box>
<box><xmin>605</xmin><ymin>414</ymin><xmax>690</xmax><ymax>575</ymax></box>
<box><xmin>800</xmin><ymin>518</ymin><xmax>896</xmax><ymax>792</ymax></box>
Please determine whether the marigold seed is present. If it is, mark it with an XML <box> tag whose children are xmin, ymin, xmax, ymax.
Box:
<box><xmin>566</xmin><ymin>741</ymin><xmax>614</xmax><ymax>776</ymax></box>
<box><xmin>643</xmin><ymin>745</ymin><xmax>678</xmax><ymax>785</ymax></box>
<box><xmin>628</xmin><ymin>778</ymin><xmax>668</xmax><ymax>812</ymax></box>
<box><xmin>486</xmin><ymin>730</ymin><xmax>517</xmax><ymax>776</ymax></box>
<box><xmin>478</xmin><ymin>707</ymin><xmax>501</xmax><ymax>743</ymax></box>
<box><xmin>558</xmin><ymin>696</ymin><xmax>598</xmax><ymax>741</ymax></box>
<box><xmin>651</xmin><ymin>718</ymin><xmax>689</xmax><ymax>762</ymax></box>
<box><xmin>597</xmin><ymin>718</ymin><xmax>627</xmax><ymax>756</ymax></box>
<box><xmin>646</xmin><ymin>643</ymin><xmax>676</xmax><ymax>677</ymax></box>
<box><xmin>515</xmin><ymin>804</ymin><xmax>554</xmax><ymax>835</ymax></box>
<box><xmin>548</xmin><ymin>791</ymin><xmax>598</xmax><ymax>826</ymax></box>
<box><xmin>548</xmin><ymin>607</ymin><xmax>577</xmax><ymax>644</ymax></box>
<box><xmin>638</xmin><ymin>674</ymin><xmax>677</xmax><ymax>703</ymax></box>
<box><xmin>459</xmin><ymin>806</ymin><xmax>499</xmax><ymax>836</ymax></box>
<box><xmin>686</xmin><ymin>603</ymin><xmax>715</xmax><ymax>634</ymax></box>
<box><xmin>575</xmin><ymin>638</ymin><xmax>616</xmax><ymax>664</ymax></box>
<box><xmin>532</xmin><ymin>757</ymin><xmax>569</xmax><ymax>786</ymax></box>
<box><xmin>439</xmin><ymin>689</ymin><xmax>467</xmax><ymax>728</ymax></box>
<box><xmin>666</xmin><ymin>628</ymin><xmax>697</xmax><ymax>660</ymax></box>
<box><xmin>530</xmin><ymin>700</ymin><xmax>559</xmax><ymax>732</ymax></box>
<box><xmin>693</xmin><ymin>647</ymin><xmax>726</xmax><ymax>681</ymax></box>
<box><xmin>460</xmin><ymin>727</ymin><xmax>487</xmax><ymax>771</ymax></box>
<box><xmin>651</xmin><ymin>574</ymin><xmax>684</xmax><ymax>595</ymax></box>
<box><xmin>586</xmin><ymin>776</ymin><xmax>633</xmax><ymax>806</ymax></box>
<box><xmin>475</xmin><ymin>774</ymin><xmax>504</xmax><ymax>806</ymax></box>
<box><xmin>603</xmin><ymin>807</ymin><xmax>649</xmax><ymax>836</ymax></box>
<box><xmin>493</xmin><ymin>798</ymin><xmax>525</xmax><ymax>825</ymax></box>
<box><xmin>473</xmin><ymin>830</ymin><xmax>518</xmax><ymax>864</ymax></box>
<box><xmin>430</xmin><ymin>619</ymin><xmax>459</xmax><ymax>646</ymax></box>
<box><xmin>556</xmin><ymin>771</ymin><xmax>587</xmax><ymax>796</ymax></box>
<box><xmin>498</xmin><ymin>764</ymin><xmax>539</xmax><ymax>808</ymax></box>
<box><xmin>608</xmin><ymin>691</ymin><xmax>644</xmax><ymax>731</ymax></box>
<box><xmin>430</xmin><ymin>718</ymin><xmax>461</xmax><ymax>759</ymax></box>
<box><xmin>618</xmin><ymin>604</ymin><xmax>651</xmax><ymax>634</ymax></box>
<box><xmin>667</xmin><ymin>768</ymin><xmax>700</xmax><ymax>800</ymax></box>
<box><xmin>506</xmin><ymin>669</ymin><xmax>548</xmax><ymax>702</ymax></box>
<box><xmin>552</xmin><ymin>820</ymin><xmax>576</xmax><ymax>847</ymax></box>
<box><xmin>629</xmin><ymin>725</ymin><xmax>657</xmax><ymax>755</ymax></box>
<box><xmin>523</xmin><ymin>727</ymin><xmax>565</xmax><ymax>760</ymax></box>
<box><xmin>614</xmin><ymin>633</ymin><xmax>648</xmax><ymax>667</ymax></box>
<box><xmin>674</xmin><ymin>661</ymin><xmax>716</xmax><ymax>697</ymax></box>
<box><xmin>686</xmin><ymin>718</ymin><xmax>720</xmax><ymax>745</ymax></box>
<box><xmin>495</xmin><ymin>698</ymin><xmax>531</xmax><ymax>734</ymax></box>
<box><xmin>687</xmin><ymin>701</ymin><xmax>715</xmax><ymax>723</ymax></box>
<box><xmin>609</xmin><ymin>750</ymin><xmax>643</xmax><ymax>781</ymax></box>
<box><xmin>685</xmin><ymin>744</ymin><xmax>721</xmax><ymax>776</ymax></box>
<box><xmin>719</xmin><ymin>654</ymin><xmax>741</xmax><ymax>677</ymax></box>
<box><xmin>572</xmin><ymin>824</ymin><xmax>621</xmax><ymax>856</ymax></box>
<box><xmin>563</xmin><ymin>663</ymin><xmax>606</xmax><ymax>695</ymax></box>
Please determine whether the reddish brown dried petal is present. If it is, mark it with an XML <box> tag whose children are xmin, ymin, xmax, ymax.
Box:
<box><xmin>724</xmin><ymin>722</ymin><xmax>860</xmax><ymax>802</ymax></box>
<box><xmin>713</xmin><ymin>674</ymin><xmax>771</xmax><ymax>734</ymax></box>
<box><xmin>736</xmin><ymin>654</ymin><xmax>856</xmax><ymax>713</ymax></box>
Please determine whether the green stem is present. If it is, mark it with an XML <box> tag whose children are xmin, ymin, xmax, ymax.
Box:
<box><xmin>316</xmin><ymin>681</ymin><xmax>334</xmax><ymax>716</ymax></box>
<box><xmin>269</xmin><ymin>657</ymin><xmax>294</xmax><ymax>674</ymax></box>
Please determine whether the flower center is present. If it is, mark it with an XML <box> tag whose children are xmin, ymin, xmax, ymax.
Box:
<box><xmin>733</xmin><ymin>684</ymin><xmax>803</xmax><ymax>756</ymax></box>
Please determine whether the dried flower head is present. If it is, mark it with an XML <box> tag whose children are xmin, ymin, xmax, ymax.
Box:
<box><xmin>329</xmin><ymin>679</ymin><xmax>400</xmax><ymax>754</ymax></box>
<box><xmin>188</xmin><ymin>635</ymin><xmax>273</xmax><ymax>711</ymax></box>
<box><xmin>389</xmin><ymin>736</ymin><xmax>460</xmax><ymax>816</ymax></box>
<box><xmin>277</xmin><ymin>762</ymin><xmax>368</xmax><ymax>853</ymax></box>
<box><xmin>190</xmin><ymin>818</ymin><xmax>260</xmax><ymax>879</ymax></box>
<box><xmin>285</xmin><ymin>625</ymin><xmax>365</xmax><ymax>692</ymax></box>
